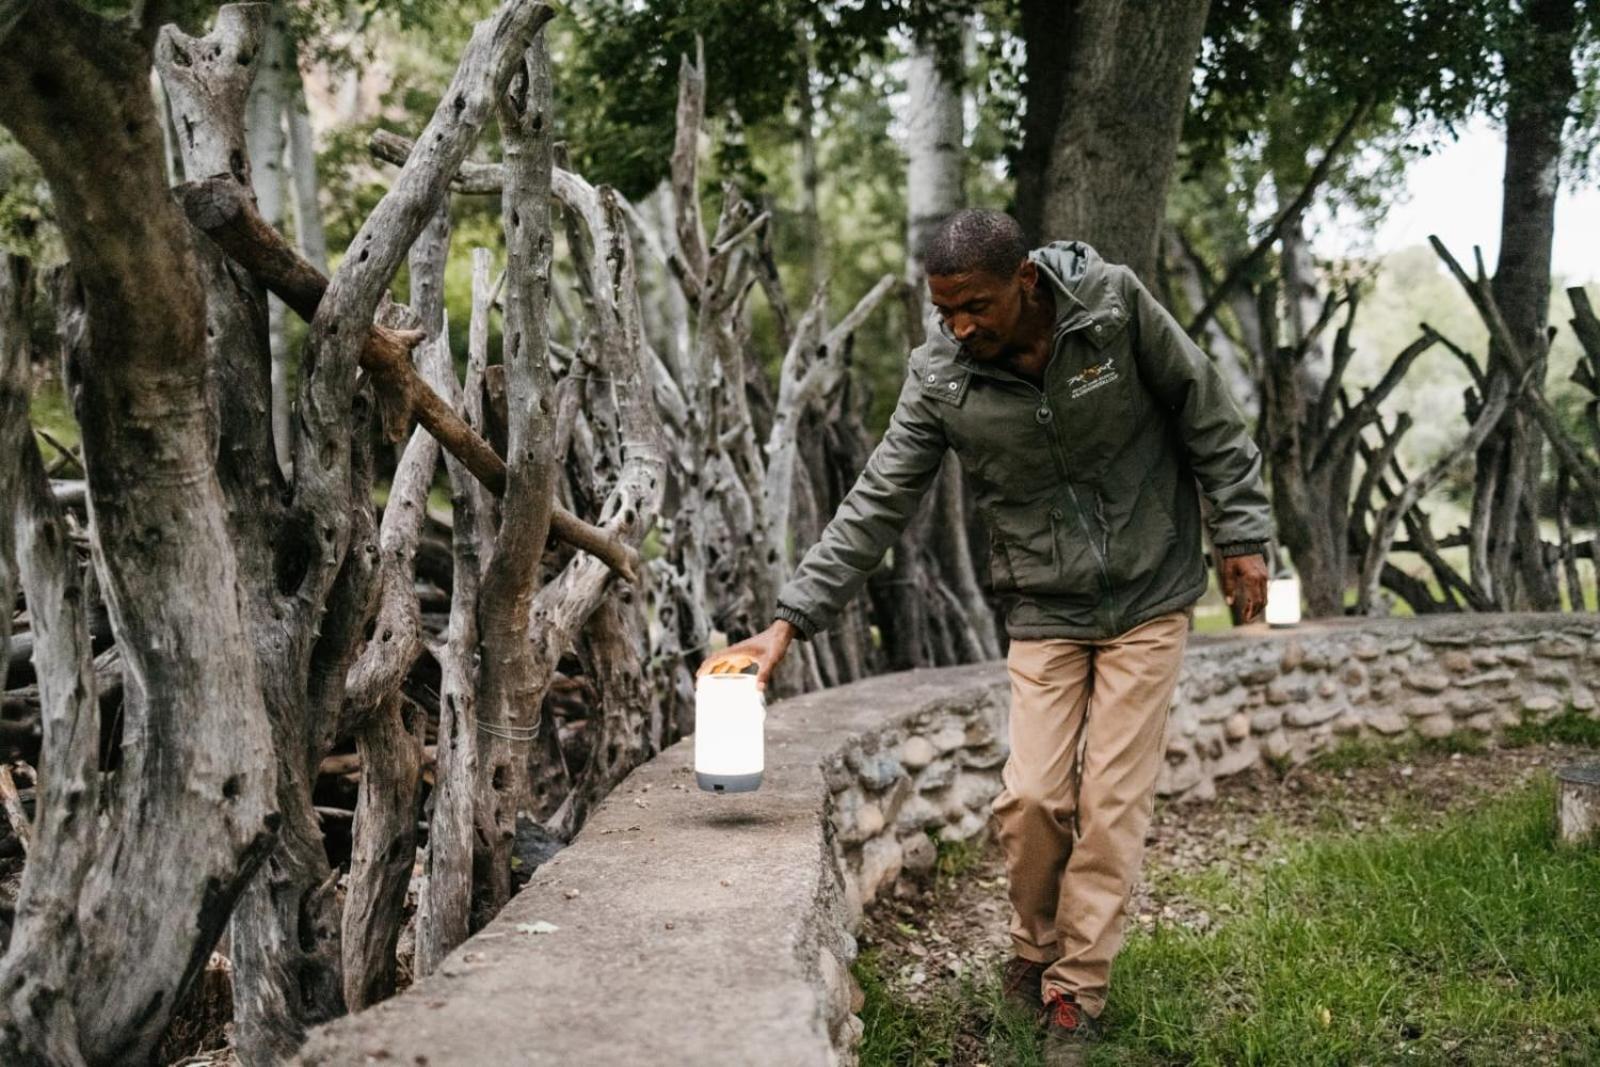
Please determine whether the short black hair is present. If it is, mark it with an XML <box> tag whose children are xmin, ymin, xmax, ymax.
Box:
<box><xmin>921</xmin><ymin>208</ymin><xmax>1029</xmax><ymax>280</ymax></box>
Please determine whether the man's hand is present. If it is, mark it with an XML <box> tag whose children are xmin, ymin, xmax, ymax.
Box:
<box><xmin>1220</xmin><ymin>552</ymin><xmax>1269</xmax><ymax>624</ymax></box>
<box><xmin>697</xmin><ymin>620</ymin><xmax>799</xmax><ymax>691</ymax></box>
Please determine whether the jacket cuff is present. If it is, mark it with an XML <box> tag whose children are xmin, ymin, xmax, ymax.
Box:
<box><xmin>774</xmin><ymin>603</ymin><xmax>819</xmax><ymax>640</ymax></box>
<box><xmin>1217</xmin><ymin>540</ymin><xmax>1270</xmax><ymax>559</ymax></box>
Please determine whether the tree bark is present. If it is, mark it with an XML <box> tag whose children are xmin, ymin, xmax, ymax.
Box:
<box><xmin>1015</xmin><ymin>0</ymin><xmax>1211</xmax><ymax>280</ymax></box>
<box><xmin>1473</xmin><ymin>0</ymin><xmax>1579</xmax><ymax>612</ymax></box>
<box><xmin>900</xmin><ymin>21</ymin><xmax>1000</xmax><ymax>665</ymax></box>
<box><xmin>338</xmin><ymin>206</ymin><xmax>449</xmax><ymax>1010</ymax></box>
<box><xmin>905</xmin><ymin>24</ymin><xmax>964</xmax><ymax>281</ymax></box>
<box><xmin>283</xmin><ymin>29</ymin><xmax>330</xmax><ymax>274</ymax></box>
<box><xmin>415</xmin><ymin>249</ymin><xmax>495</xmax><ymax>974</ymax></box>
<box><xmin>156</xmin><ymin>10</ymin><xmax>351</xmax><ymax>1058</ymax></box>
<box><xmin>0</xmin><ymin>7</ymin><xmax>279</xmax><ymax>1063</ymax></box>
<box><xmin>471</xmin><ymin>29</ymin><xmax>560</xmax><ymax>926</ymax></box>
<box><xmin>245</xmin><ymin>3</ymin><xmax>293</xmax><ymax>476</ymax></box>
<box><xmin>1557</xmin><ymin>764</ymin><xmax>1600</xmax><ymax>846</ymax></box>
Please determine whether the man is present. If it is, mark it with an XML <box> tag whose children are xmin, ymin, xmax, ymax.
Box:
<box><xmin>700</xmin><ymin>209</ymin><xmax>1272</xmax><ymax>1060</ymax></box>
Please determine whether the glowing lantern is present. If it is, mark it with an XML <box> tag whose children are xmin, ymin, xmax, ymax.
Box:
<box><xmin>695</xmin><ymin>673</ymin><xmax>766</xmax><ymax>793</ymax></box>
<box><xmin>1265</xmin><ymin>574</ymin><xmax>1301</xmax><ymax>627</ymax></box>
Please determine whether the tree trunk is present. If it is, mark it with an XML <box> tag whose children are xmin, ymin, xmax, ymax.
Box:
<box><xmin>1557</xmin><ymin>764</ymin><xmax>1600</xmax><ymax>846</ymax></box>
<box><xmin>338</xmin><ymin>206</ymin><xmax>450</xmax><ymax>1010</ymax></box>
<box><xmin>283</xmin><ymin>29</ymin><xmax>330</xmax><ymax>274</ymax></box>
<box><xmin>415</xmin><ymin>249</ymin><xmax>495</xmax><ymax>975</ymax></box>
<box><xmin>905</xmin><ymin>26</ymin><xmax>964</xmax><ymax>280</ymax></box>
<box><xmin>0</xmin><ymin>9</ymin><xmax>279</xmax><ymax>1063</ymax></box>
<box><xmin>1015</xmin><ymin>0</ymin><xmax>1211</xmax><ymax>281</ymax></box>
<box><xmin>1473</xmin><ymin>0</ymin><xmax>1578</xmax><ymax>611</ymax></box>
<box><xmin>1161</xmin><ymin>228</ymin><xmax>1257</xmax><ymax>418</ymax></box>
<box><xmin>155</xmin><ymin>12</ymin><xmax>353</xmax><ymax>1059</ymax></box>
<box><xmin>245</xmin><ymin>4</ymin><xmax>294</xmax><ymax>477</ymax></box>
<box><xmin>472</xmin><ymin>31</ymin><xmax>560</xmax><ymax>926</ymax></box>
<box><xmin>899</xmin><ymin>17</ymin><xmax>1001</xmax><ymax>666</ymax></box>
<box><xmin>796</xmin><ymin>29</ymin><xmax>826</xmax><ymax>302</ymax></box>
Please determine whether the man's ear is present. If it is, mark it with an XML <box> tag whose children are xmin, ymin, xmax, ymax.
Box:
<box><xmin>1017</xmin><ymin>258</ymin><xmax>1038</xmax><ymax>293</ymax></box>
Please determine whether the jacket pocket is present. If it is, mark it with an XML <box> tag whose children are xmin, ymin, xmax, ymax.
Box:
<box><xmin>984</xmin><ymin>498</ymin><xmax>1097</xmax><ymax>596</ymax></box>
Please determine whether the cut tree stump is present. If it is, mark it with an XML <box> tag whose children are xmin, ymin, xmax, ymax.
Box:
<box><xmin>1556</xmin><ymin>764</ymin><xmax>1600</xmax><ymax>845</ymax></box>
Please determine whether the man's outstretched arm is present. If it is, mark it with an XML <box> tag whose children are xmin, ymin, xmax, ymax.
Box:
<box><xmin>702</xmin><ymin>361</ymin><xmax>949</xmax><ymax>686</ymax></box>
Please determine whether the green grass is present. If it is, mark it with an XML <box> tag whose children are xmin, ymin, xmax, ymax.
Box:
<box><xmin>28</xmin><ymin>376</ymin><xmax>81</xmax><ymax>455</ymax></box>
<box><xmin>931</xmin><ymin>832</ymin><xmax>985</xmax><ymax>884</ymax></box>
<box><xmin>855</xmin><ymin>946</ymin><xmax>1048</xmax><ymax>1067</ymax></box>
<box><xmin>1310</xmin><ymin>731</ymin><xmax>1489</xmax><ymax>773</ymax></box>
<box><xmin>1503</xmin><ymin>705</ymin><xmax>1600</xmax><ymax>750</ymax></box>
<box><xmin>857</xmin><ymin>776</ymin><xmax>1600</xmax><ymax>1066</ymax></box>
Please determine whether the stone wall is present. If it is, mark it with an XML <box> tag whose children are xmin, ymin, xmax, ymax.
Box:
<box><xmin>299</xmin><ymin>614</ymin><xmax>1599</xmax><ymax>1067</ymax></box>
<box><xmin>821</xmin><ymin>613</ymin><xmax>1600</xmax><ymax>1031</ymax></box>
<box><xmin>1160</xmin><ymin>614</ymin><xmax>1599</xmax><ymax>802</ymax></box>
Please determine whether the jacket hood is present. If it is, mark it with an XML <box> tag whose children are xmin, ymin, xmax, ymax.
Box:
<box><xmin>1029</xmin><ymin>240</ymin><xmax>1107</xmax><ymax>326</ymax></box>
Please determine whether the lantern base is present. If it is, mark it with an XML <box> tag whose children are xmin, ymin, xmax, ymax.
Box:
<box><xmin>697</xmin><ymin>771</ymin><xmax>763</xmax><ymax>794</ymax></box>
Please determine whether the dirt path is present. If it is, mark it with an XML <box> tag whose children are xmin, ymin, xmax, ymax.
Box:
<box><xmin>858</xmin><ymin>740</ymin><xmax>1593</xmax><ymax>999</ymax></box>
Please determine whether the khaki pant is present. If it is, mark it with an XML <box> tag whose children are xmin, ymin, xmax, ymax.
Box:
<box><xmin>990</xmin><ymin>608</ymin><xmax>1191</xmax><ymax>1018</ymax></box>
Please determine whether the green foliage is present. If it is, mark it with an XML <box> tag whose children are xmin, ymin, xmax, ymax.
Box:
<box><xmin>1190</xmin><ymin>0</ymin><xmax>1502</xmax><ymax>177</ymax></box>
<box><xmin>931</xmin><ymin>832</ymin><xmax>982</xmax><ymax>884</ymax></box>
<box><xmin>553</xmin><ymin>1</ymin><xmax>958</xmax><ymax>199</ymax></box>
<box><xmin>288</xmin><ymin>0</ymin><xmax>488</xmax><ymax>70</ymax></box>
<box><xmin>0</xmin><ymin>129</ymin><xmax>63</xmax><ymax>263</ymax></box>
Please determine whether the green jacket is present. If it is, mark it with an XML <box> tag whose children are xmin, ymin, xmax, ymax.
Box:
<box><xmin>776</xmin><ymin>241</ymin><xmax>1273</xmax><ymax>642</ymax></box>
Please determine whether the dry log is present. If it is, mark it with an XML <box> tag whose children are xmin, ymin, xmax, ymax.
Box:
<box><xmin>470</xmin><ymin>29</ymin><xmax>564</xmax><ymax>925</ymax></box>
<box><xmin>317</xmin><ymin>745</ymin><xmax>436</xmax><ymax>781</ymax></box>
<box><xmin>173</xmin><ymin>175</ymin><xmax>639</xmax><ymax>585</ymax></box>
<box><xmin>1432</xmin><ymin>237</ymin><xmax>1600</xmax><ymax>501</ymax></box>
<box><xmin>0</xmin><ymin>763</ymin><xmax>31</xmax><ymax>855</ymax></box>
<box><xmin>1355</xmin><ymin>367</ymin><xmax>1513</xmax><ymax>614</ymax></box>
<box><xmin>1</xmin><ymin>8</ymin><xmax>282</xmax><ymax>1061</ymax></box>
<box><xmin>1557</xmin><ymin>764</ymin><xmax>1599</xmax><ymax>846</ymax></box>
<box><xmin>413</xmin><ymin>247</ymin><xmax>493</xmax><ymax>975</ymax></box>
<box><xmin>342</xmin><ymin>692</ymin><xmax>425</xmax><ymax>1010</ymax></box>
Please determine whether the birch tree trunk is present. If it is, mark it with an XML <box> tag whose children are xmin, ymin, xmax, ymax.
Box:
<box><xmin>897</xmin><ymin>18</ymin><xmax>1001</xmax><ymax>665</ymax></box>
<box><xmin>283</xmin><ymin>29</ymin><xmax>330</xmax><ymax>274</ymax></box>
<box><xmin>905</xmin><ymin>29</ymin><xmax>964</xmax><ymax>279</ymax></box>
<box><xmin>246</xmin><ymin>4</ymin><xmax>294</xmax><ymax>476</ymax></box>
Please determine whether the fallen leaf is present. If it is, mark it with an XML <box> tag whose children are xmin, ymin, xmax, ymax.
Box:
<box><xmin>515</xmin><ymin>921</ymin><xmax>559</xmax><ymax>935</ymax></box>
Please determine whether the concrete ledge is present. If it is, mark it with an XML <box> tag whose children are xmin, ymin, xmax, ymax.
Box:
<box><xmin>298</xmin><ymin>663</ymin><xmax>1005</xmax><ymax>1066</ymax></box>
<box><xmin>298</xmin><ymin>614</ymin><xmax>1600</xmax><ymax>1066</ymax></box>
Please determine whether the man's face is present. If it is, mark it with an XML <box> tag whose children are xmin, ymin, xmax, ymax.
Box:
<box><xmin>927</xmin><ymin>260</ymin><xmax>1035</xmax><ymax>362</ymax></box>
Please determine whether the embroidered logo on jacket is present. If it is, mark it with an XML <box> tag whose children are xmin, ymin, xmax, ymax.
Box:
<box><xmin>1066</xmin><ymin>356</ymin><xmax>1120</xmax><ymax>400</ymax></box>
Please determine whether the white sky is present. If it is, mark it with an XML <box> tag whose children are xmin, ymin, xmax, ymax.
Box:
<box><xmin>1315</xmin><ymin>116</ymin><xmax>1600</xmax><ymax>284</ymax></box>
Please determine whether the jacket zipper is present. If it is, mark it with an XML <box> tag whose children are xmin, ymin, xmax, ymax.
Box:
<box><xmin>1012</xmin><ymin>336</ymin><xmax>1121</xmax><ymax>635</ymax></box>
